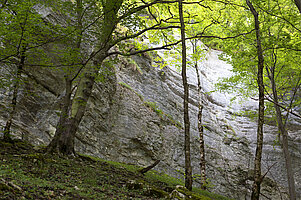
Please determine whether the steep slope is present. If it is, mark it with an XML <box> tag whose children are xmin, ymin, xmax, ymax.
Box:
<box><xmin>0</xmin><ymin>139</ymin><xmax>233</xmax><ymax>200</ymax></box>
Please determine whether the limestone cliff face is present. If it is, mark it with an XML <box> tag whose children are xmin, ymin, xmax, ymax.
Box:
<box><xmin>0</xmin><ymin>49</ymin><xmax>300</xmax><ymax>200</ymax></box>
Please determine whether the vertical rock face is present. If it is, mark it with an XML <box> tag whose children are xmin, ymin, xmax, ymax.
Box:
<box><xmin>0</xmin><ymin>49</ymin><xmax>300</xmax><ymax>200</ymax></box>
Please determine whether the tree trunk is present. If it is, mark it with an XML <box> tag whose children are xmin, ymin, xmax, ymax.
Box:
<box><xmin>47</xmin><ymin>0</ymin><xmax>123</xmax><ymax>155</ymax></box>
<box><xmin>47</xmin><ymin>77</ymin><xmax>73</xmax><ymax>154</ymax></box>
<box><xmin>179</xmin><ymin>0</ymin><xmax>193</xmax><ymax>191</ymax></box>
<box><xmin>47</xmin><ymin>0</ymin><xmax>84</xmax><ymax>155</ymax></box>
<box><xmin>269</xmin><ymin>67</ymin><xmax>296</xmax><ymax>200</ymax></box>
<box><xmin>3</xmin><ymin>49</ymin><xmax>25</xmax><ymax>142</ymax></box>
<box><xmin>246</xmin><ymin>1</ymin><xmax>265</xmax><ymax>200</ymax></box>
<box><xmin>196</xmin><ymin>72</ymin><xmax>206</xmax><ymax>189</ymax></box>
<box><xmin>193</xmin><ymin>41</ymin><xmax>206</xmax><ymax>190</ymax></box>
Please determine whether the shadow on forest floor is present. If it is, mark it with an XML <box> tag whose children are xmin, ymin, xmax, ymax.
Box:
<box><xmin>0</xmin><ymin>139</ymin><xmax>232</xmax><ymax>200</ymax></box>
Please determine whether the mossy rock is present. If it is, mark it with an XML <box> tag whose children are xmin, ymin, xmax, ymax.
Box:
<box><xmin>170</xmin><ymin>189</ymin><xmax>186</xmax><ymax>199</ymax></box>
<box><xmin>176</xmin><ymin>187</ymin><xmax>212</xmax><ymax>200</ymax></box>
<box><xmin>126</xmin><ymin>180</ymin><xmax>168</xmax><ymax>198</ymax></box>
<box><xmin>126</xmin><ymin>180</ymin><xmax>144</xmax><ymax>190</ymax></box>
<box><xmin>143</xmin><ymin>186</ymin><xmax>169</xmax><ymax>198</ymax></box>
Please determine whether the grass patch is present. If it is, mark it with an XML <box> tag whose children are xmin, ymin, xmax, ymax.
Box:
<box><xmin>192</xmin><ymin>188</ymin><xmax>233</xmax><ymax>200</ymax></box>
<box><xmin>118</xmin><ymin>82</ymin><xmax>144</xmax><ymax>101</ymax></box>
<box><xmin>0</xmin><ymin>139</ymin><xmax>232</xmax><ymax>200</ymax></box>
<box><xmin>126</xmin><ymin>57</ymin><xmax>143</xmax><ymax>74</ymax></box>
<box><xmin>144</xmin><ymin>101</ymin><xmax>164</xmax><ymax>117</ymax></box>
<box><xmin>118</xmin><ymin>84</ymin><xmax>183</xmax><ymax>130</ymax></box>
<box><xmin>144</xmin><ymin>101</ymin><xmax>183</xmax><ymax>129</ymax></box>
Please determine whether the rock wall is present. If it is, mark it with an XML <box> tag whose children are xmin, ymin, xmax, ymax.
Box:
<box><xmin>1</xmin><ymin>49</ymin><xmax>300</xmax><ymax>200</ymax></box>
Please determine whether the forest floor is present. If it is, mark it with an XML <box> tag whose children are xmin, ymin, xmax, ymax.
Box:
<box><xmin>0</xmin><ymin>139</ymin><xmax>232</xmax><ymax>200</ymax></box>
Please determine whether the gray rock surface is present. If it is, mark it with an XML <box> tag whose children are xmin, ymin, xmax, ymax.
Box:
<box><xmin>1</xmin><ymin>48</ymin><xmax>300</xmax><ymax>199</ymax></box>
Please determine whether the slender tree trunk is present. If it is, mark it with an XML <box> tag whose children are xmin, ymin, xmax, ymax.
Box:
<box><xmin>3</xmin><ymin>49</ymin><xmax>26</xmax><ymax>142</ymax></box>
<box><xmin>197</xmin><ymin>67</ymin><xmax>206</xmax><ymax>189</ymax></box>
<box><xmin>246</xmin><ymin>1</ymin><xmax>265</xmax><ymax>199</ymax></box>
<box><xmin>269</xmin><ymin>67</ymin><xmax>296</xmax><ymax>200</ymax></box>
<box><xmin>179</xmin><ymin>0</ymin><xmax>192</xmax><ymax>191</ymax></box>
<box><xmin>193</xmin><ymin>41</ymin><xmax>206</xmax><ymax>189</ymax></box>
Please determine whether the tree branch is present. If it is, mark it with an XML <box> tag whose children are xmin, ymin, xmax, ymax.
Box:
<box><xmin>107</xmin><ymin>29</ymin><xmax>255</xmax><ymax>57</ymax></box>
<box><xmin>255</xmin><ymin>3</ymin><xmax>301</xmax><ymax>33</ymax></box>
<box><xmin>263</xmin><ymin>97</ymin><xmax>301</xmax><ymax>119</ymax></box>
<box><xmin>138</xmin><ymin>160</ymin><xmax>160</xmax><ymax>174</ymax></box>
<box><xmin>110</xmin><ymin>20</ymin><xmax>180</xmax><ymax>49</ymax></box>
<box><xmin>22</xmin><ymin>70</ymin><xmax>59</xmax><ymax>97</ymax></box>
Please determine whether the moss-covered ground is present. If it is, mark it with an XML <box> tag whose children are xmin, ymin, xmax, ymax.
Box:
<box><xmin>0</xmin><ymin>139</ymin><xmax>233</xmax><ymax>200</ymax></box>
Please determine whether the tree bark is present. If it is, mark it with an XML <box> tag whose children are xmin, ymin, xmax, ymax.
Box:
<box><xmin>138</xmin><ymin>160</ymin><xmax>160</xmax><ymax>174</ymax></box>
<box><xmin>47</xmin><ymin>77</ymin><xmax>73</xmax><ymax>154</ymax></box>
<box><xmin>193</xmin><ymin>41</ymin><xmax>206</xmax><ymax>190</ymax></box>
<box><xmin>47</xmin><ymin>0</ymin><xmax>84</xmax><ymax>155</ymax></box>
<box><xmin>179</xmin><ymin>0</ymin><xmax>193</xmax><ymax>191</ymax></box>
<box><xmin>197</xmin><ymin>71</ymin><xmax>206</xmax><ymax>189</ymax></box>
<box><xmin>246</xmin><ymin>1</ymin><xmax>265</xmax><ymax>200</ymax></box>
<box><xmin>268</xmin><ymin>66</ymin><xmax>296</xmax><ymax>200</ymax></box>
<box><xmin>47</xmin><ymin>0</ymin><xmax>123</xmax><ymax>155</ymax></box>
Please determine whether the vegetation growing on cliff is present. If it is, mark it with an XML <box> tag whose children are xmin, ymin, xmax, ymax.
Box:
<box><xmin>0</xmin><ymin>0</ymin><xmax>300</xmax><ymax>199</ymax></box>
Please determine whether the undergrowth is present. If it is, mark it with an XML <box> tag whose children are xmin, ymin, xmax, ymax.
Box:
<box><xmin>0</xmin><ymin>140</ymin><xmax>233</xmax><ymax>200</ymax></box>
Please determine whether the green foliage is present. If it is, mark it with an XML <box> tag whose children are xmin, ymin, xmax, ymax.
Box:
<box><xmin>272</xmin><ymin>136</ymin><xmax>281</xmax><ymax>151</ymax></box>
<box><xmin>143</xmin><ymin>100</ymin><xmax>183</xmax><ymax>128</ymax></box>
<box><xmin>118</xmin><ymin>81</ymin><xmax>144</xmax><ymax>101</ymax></box>
<box><xmin>165</xmin><ymin>113</ymin><xmax>183</xmax><ymax>129</ymax></box>
<box><xmin>118</xmin><ymin>81</ymin><xmax>133</xmax><ymax>90</ymax></box>
<box><xmin>205</xmin><ymin>0</ymin><xmax>301</xmax><ymax>118</ymax></box>
<box><xmin>192</xmin><ymin>174</ymin><xmax>215</xmax><ymax>189</ymax></box>
<box><xmin>0</xmin><ymin>142</ymin><xmax>231</xmax><ymax>199</ymax></box>
<box><xmin>192</xmin><ymin>188</ymin><xmax>233</xmax><ymax>200</ymax></box>
<box><xmin>114</xmin><ymin>86</ymin><xmax>183</xmax><ymax>129</ymax></box>
<box><xmin>144</xmin><ymin>101</ymin><xmax>164</xmax><ymax>117</ymax></box>
<box><xmin>0</xmin><ymin>0</ymin><xmax>63</xmax><ymax>64</ymax></box>
<box><xmin>126</xmin><ymin>57</ymin><xmax>143</xmax><ymax>74</ymax></box>
<box><xmin>176</xmin><ymin>187</ymin><xmax>212</xmax><ymax>200</ymax></box>
<box><xmin>234</xmin><ymin>110</ymin><xmax>258</xmax><ymax>122</ymax></box>
<box><xmin>145</xmin><ymin>170</ymin><xmax>183</xmax><ymax>187</ymax></box>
